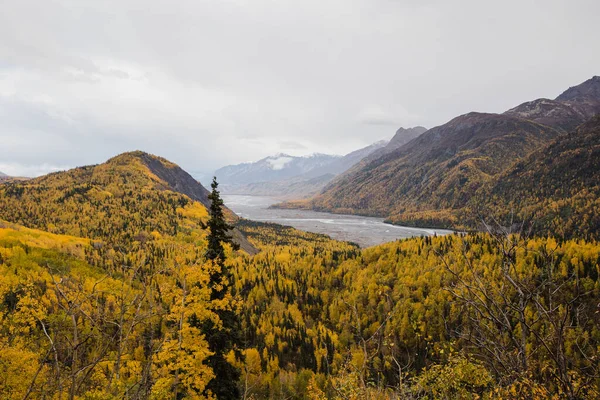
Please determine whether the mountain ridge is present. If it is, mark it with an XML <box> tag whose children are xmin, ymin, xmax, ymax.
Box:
<box><xmin>277</xmin><ymin>76</ymin><xmax>600</xmax><ymax>236</ymax></box>
<box><xmin>215</xmin><ymin>153</ymin><xmax>341</xmax><ymax>186</ymax></box>
<box><xmin>217</xmin><ymin>140</ymin><xmax>389</xmax><ymax>198</ymax></box>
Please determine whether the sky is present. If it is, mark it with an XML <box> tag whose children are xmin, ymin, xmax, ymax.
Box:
<box><xmin>0</xmin><ymin>0</ymin><xmax>599</xmax><ymax>180</ymax></box>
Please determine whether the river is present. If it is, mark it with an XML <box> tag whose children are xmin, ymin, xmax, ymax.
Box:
<box><xmin>223</xmin><ymin>195</ymin><xmax>453</xmax><ymax>248</ymax></box>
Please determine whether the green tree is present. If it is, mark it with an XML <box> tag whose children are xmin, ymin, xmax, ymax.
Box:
<box><xmin>203</xmin><ymin>177</ymin><xmax>242</xmax><ymax>399</ymax></box>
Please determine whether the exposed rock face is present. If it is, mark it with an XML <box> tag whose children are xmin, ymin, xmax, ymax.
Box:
<box><xmin>504</xmin><ymin>98</ymin><xmax>588</xmax><ymax>132</ymax></box>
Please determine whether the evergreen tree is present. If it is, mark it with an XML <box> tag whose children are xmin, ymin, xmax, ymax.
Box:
<box><xmin>203</xmin><ymin>177</ymin><xmax>242</xmax><ymax>399</ymax></box>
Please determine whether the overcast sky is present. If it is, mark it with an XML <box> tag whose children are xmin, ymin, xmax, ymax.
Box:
<box><xmin>1</xmin><ymin>0</ymin><xmax>598</xmax><ymax>179</ymax></box>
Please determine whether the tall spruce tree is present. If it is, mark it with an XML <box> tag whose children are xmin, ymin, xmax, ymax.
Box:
<box><xmin>203</xmin><ymin>177</ymin><xmax>242</xmax><ymax>399</ymax></box>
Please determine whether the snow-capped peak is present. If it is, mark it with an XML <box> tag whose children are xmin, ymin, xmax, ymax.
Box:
<box><xmin>266</xmin><ymin>155</ymin><xmax>294</xmax><ymax>170</ymax></box>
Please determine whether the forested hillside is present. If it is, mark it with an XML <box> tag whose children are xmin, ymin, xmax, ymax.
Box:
<box><xmin>462</xmin><ymin>114</ymin><xmax>600</xmax><ymax>240</ymax></box>
<box><xmin>232</xmin><ymin>222</ymin><xmax>600</xmax><ymax>399</ymax></box>
<box><xmin>2</xmin><ymin>217</ymin><xmax>599</xmax><ymax>398</ymax></box>
<box><xmin>0</xmin><ymin>151</ymin><xmax>255</xmax><ymax>254</ymax></box>
<box><xmin>280</xmin><ymin>113</ymin><xmax>559</xmax><ymax>222</ymax></box>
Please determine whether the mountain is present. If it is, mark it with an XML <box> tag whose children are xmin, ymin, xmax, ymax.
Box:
<box><xmin>0</xmin><ymin>151</ymin><xmax>256</xmax><ymax>253</ymax></box>
<box><xmin>300</xmin><ymin>140</ymin><xmax>388</xmax><ymax>179</ymax></box>
<box><xmin>282</xmin><ymin>77</ymin><xmax>600</xmax><ymax>230</ymax></box>
<box><xmin>0</xmin><ymin>171</ymin><xmax>6</xmax><ymax>177</ymax></box>
<box><xmin>215</xmin><ymin>153</ymin><xmax>340</xmax><ymax>186</ymax></box>
<box><xmin>222</xmin><ymin>172</ymin><xmax>337</xmax><ymax>199</ymax></box>
<box><xmin>325</xmin><ymin>126</ymin><xmax>428</xmax><ymax>186</ymax></box>
<box><xmin>464</xmin><ymin>114</ymin><xmax>600</xmax><ymax>240</ymax></box>
<box><xmin>302</xmin><ymin>113</ymin><xmax>558</xmax><ymax>220</ymax></box>
<box><xmin>504</xmin><ymin>76</ymin><xmax>600</xmax><ymax>132</ymax></box>
<box><xmin>556</xmin><ymin>75</ymin><xmax>600</xmax><ymax>113</ymax></box>
<box><xmin>388</xmin><ymin>126</ymin><xmax>428</xmax><ymax>149</ymax></box>
<box><xmin>217</xmin><ymin>140</ymin><xmax>389</xmax><ymax>198</ymax></box>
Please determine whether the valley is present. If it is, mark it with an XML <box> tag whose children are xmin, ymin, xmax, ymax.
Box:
<box><xmin>1</xmin><ymin>79</ymin><xmax>599</xmax><ymax>399</ymax></box>
<box><xmin>3</xmin><ymin>2</ymin><xmax>600</xmax><ymax>398</ymax></box>
<box><xmin>224</xmin><ymin>194</ymin><xmax>453</xmax><ymax>247</ymax></box>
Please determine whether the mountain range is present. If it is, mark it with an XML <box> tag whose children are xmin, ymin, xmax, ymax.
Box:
<box><xmin>215</xmin><ymin>140</ymin><xmax>390</xmax><ymax>198</ymax></box>
<box><xmin>215</xmin><ymin>153</ymin><xmax>340</xmax><ymax>186</ymax></box>
<box><xmin>214</xmin><ymin>126</ymin><xmax>429</xmax><ymax>199</ymax></box>
<box><xmin>277</xmin><ymin>76</ymin><xmax>600</xmax><ymax>238</ymax></box>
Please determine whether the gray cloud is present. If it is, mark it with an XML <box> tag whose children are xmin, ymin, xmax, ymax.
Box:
<box><xmin>0</xmin><ymin>0</ymin><xmax>599</xmax><ymax>179</ymax></box>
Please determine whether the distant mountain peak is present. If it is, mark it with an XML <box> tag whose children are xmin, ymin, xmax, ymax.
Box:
<box><xmin>216</xmin><ymin>153</ymin><xmax>341</xmax><ymax>185</ymax></box>
<box><xmin>395</xmin><ymin>126</ymin><xmax>427</xmax><ymax>134</ymax></box>
<box><xmin>306</xmin><ymin>152</ymin><xmax>339</xmax><ymax>158</ymax></box>
<box><xmin>266</xmin><ymin>155</ymin><xmax>294</xmax><ymax>170</ymax></box>
<box><xmin>268</xmin><ymin>153</ymin><xmax>293</xmax><ymax>159</ymax></box>
<box><xmin>555</xmin><ymin>75</ymin><xmax>600</xmax><ymax>102</ymax></box>
<box><xmin>0</xmin><ymin>171</ymin><xmax>7</xmax><ymax>177</ymax></box>
<box><xmin>388</xmin><ymin>126</ymin><xmax>428</xmax><ymax>148</ymax></box>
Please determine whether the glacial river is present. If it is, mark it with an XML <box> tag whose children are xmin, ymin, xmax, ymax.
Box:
<box><xmin>223</xmin><ymin>195</ymin><xmax>453</xmax><ymax>248</ymax></box>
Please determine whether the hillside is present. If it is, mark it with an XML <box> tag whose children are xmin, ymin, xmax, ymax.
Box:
<box><xmin>284</xmin><ymin>113</ymin><xmax>559</xmax><ymax>221</ymax></box>
<box><xmin>327</xmin><ymin>126</ymin><xmax>428</xmax><ymax>184</ymax></box>
<box><xmin>284</xmin><ymin>76</ymin><xmax>600</xmax><ymax>232</ymax></box>
<box><xmin>0</xmin><ymin>151</ymin><xmax>256</xmax><ymax>254</ymax></box>
<box><xmin>464</xmin><ymin>114</ymin><xmax>600</xmax><ymax>239</ymax></box>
